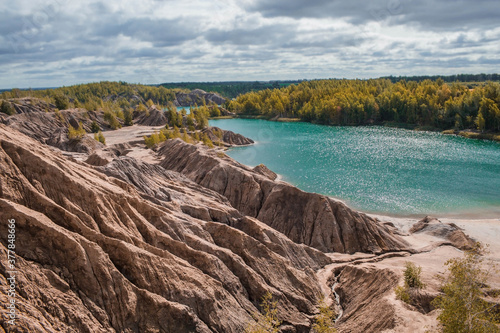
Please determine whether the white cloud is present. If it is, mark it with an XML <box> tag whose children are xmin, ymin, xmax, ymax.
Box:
<box><xmin>0</xmin><ymin>0</ymin><xmax>499</xmax><ymax>88</ymax></box>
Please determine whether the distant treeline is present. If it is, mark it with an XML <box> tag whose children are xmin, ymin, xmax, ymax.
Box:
<box><xmin>226</xmin><ymin>79</ymin><xmax>500</xmax><ymax>132</ymax></box>
<box><xmin>159</xmin><ymin>80</ymin><xmax>303</xmax><ymax>99</ymax></box>
<box><xmin>0</xmin><ymin>81</ymin><xmax>179</xmax><ymax>112</ymax></box>
<box><xmin>382</xmin><ymin>73</ymin><xmax>500</xmax><ymax>84</ymax></box>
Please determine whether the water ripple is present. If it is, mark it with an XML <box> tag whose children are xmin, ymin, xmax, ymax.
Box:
<box><xmin>210</xmin><ymin>119</ymin><xmax>500</xmax><ymax>217</ymax></box>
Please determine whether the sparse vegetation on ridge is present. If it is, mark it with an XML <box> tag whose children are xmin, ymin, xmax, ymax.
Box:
<box><xmin>0</xmin><ymin>81</ymin><xmax>180</xmax><ymax>130</ymax></box>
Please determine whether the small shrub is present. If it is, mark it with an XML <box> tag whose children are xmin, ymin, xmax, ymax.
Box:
<box><xmin>90</xmin><ymin>121</ymin><xmax>100</xmax><ymax>133</ymax></box>
<box><xmin>136</xmin><ymin>103</ymin><xmax>149</xmax><ymax>116</ymax></box>
<box><xmin>395</xmin><ymin>262</ymin><xmax>425</xmax><ymax>305</ymax></box>
<box><xmin>84</xmin><ymin>99</ymin><xmax>99</xmax><ymax>111</ymax></box>
<box><xmin>245</xmin><ymin>292</ymin><xmax>281</xmax><ymax>333</ymax></box>
<box><xmin>54</xmin><ymin>109</ymin><xmax>64</xmax><ymax>122</ymax></box>
<box><xmin>68</xmin><ymin>122</ymin><xmax>86</xmax><ymax>140</ymax></box>
<box><xmin>144</xmin><ymin>130</ymin><xmax>169</xmax><ymax>148</ymax></box>
<box><xmin>404</xmin><ymin>261</ymin><xmax>425</xmax><ymax>289</ymax></box>
<box><xmin>115</xmin><ymin>109</ymin><xmax>124</xmax><ymax>120</ymax></box>
<box><xmin>144</xmin><ymin>132</ymin><xmax>160</xmax><ymax>148</ymax></box>
<box><xmin>172</xmin><ymin>126</ymin><xmax>181</xmax><ymax>138</ymax></box>
<box><xmin>181</xmin><ymin>132</ymin><xmax>192</xmax><ymax>143</ymax></box>
<box><xmin>94</xmin><ymin>131</ymin><xmax>106</xmax><ymax>144</ymax></box>
<box><xmin>158</xmin><ymin>130</ymin><xmax>166</xmax><ymax>142</ymax></box>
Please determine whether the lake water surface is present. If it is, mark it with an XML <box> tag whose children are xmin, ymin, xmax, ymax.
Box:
<box><xmin>209</xmin><ymin>119</ymin><xmax>500</xmax><ymax>217</ymax></box>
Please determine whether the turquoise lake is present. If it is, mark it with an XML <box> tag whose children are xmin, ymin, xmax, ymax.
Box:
<box><xmin>209</xmin><ymin>119</ymin><xmax>500</xmax><ymax>217</ymax></box>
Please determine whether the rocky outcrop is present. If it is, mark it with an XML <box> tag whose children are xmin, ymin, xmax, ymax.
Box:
<box><xmin>2</xmin><ymin>97</ymin><xmax>55</xmax><ymax>114</ymax></box>
<box><xmin>410</xmin><ymin>216</ymin><xmax>476</xmax><ymax>250</ymax></box>
<box><xmin>336</xmin><ymin>266</ymin><xmax>400</xmax><ymax>332</ymax></box>
<box><xmin>253</xmin><ymin>164</ymin><xmax>278</xmax><ymax>180</ymax></box>
<box><xmin>85</xmin><ymin>150</ymin><xmax>114</xmax><ymax>166</ymax></box>
<box><xmin>159</xmin><ymin>139</ymin><xmax>409</xmax><ymax>254</ymax></box>
<box><xmin>0</xmin><ymin>124</ymin><xmax>331</xmax><ymax>332</ymax></box>
<box><xmin>46</xmin><ymin>127</ymin><xmax>104</xmax><ymax>154</ymax></box>
<box><xmin>134</xmin><ymin>106</ymin><xmax>167</xmax><ymax>126</ymax></box>
<box><xmin>218</xmin><ymin>106</ymin><xmax>236</xmax><ymax>117</ymax></box>
<box><xmin>174</xmin><ymin>89</ymin><xmax>225</xmax><ymax>106</ymax></box>
<box><xmin>202</xmin><ymin>126</ymin><xmax>254</xmax><ymax>146</ymax></box>
<box><xmin>1</xmin><ymin>105</ymin><xmax>113</xmax><ymax>154</ymax></box>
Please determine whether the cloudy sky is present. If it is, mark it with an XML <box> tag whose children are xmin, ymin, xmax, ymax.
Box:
<box><xmin>1</xmin><ymin>0</ymin><xmax>499</xmax><ymax>88</ymax></box>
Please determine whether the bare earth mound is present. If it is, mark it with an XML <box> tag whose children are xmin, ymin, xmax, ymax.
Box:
<box><xmin>0</xmin><ymin>124</ymin><xmax>330</xmax><ymax>332</ymax></box>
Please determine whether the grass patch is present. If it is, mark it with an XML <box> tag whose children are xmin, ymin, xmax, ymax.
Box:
<box><xmin>275</xmin><ymin>118</ymin><xmax>302</xmax><ymax>122</ymax></box>
<box><xmin>209</xmin><ymin>116</ymin><xmax>235</xmax><ymax>119</ymax></box>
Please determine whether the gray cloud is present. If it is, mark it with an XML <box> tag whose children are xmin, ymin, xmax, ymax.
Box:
<box><xmin>204</xmin><ymin>24</ymin><xmax>296</xmax><ymax>45</ymax></box>
<box><xmin>247</xmin><ymin>0</ymin><xmax>500</xmax><ymax>30</ymax></box>
<box><xmin>0</xmin><ymin>0</ymin><xmax>499</xmax><ymax>88</ymax></box>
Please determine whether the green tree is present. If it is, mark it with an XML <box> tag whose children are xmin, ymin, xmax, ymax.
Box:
<box><xmin>476</xmin><ymin>111</ymin><xmax>486</xmax><ymax>132</ymax></box>
<box><xmin>123</xmin><ymin>108</ymin><xmax>133</xmax><ymax>126</ymax></box>
<box><xmin>104</xmin><ymin>110</ymin><xmax>121</xmax><ymax>130</ymax></box>
<box><xmin>158</xmin><ymin>129</ymin><xmax>166</xmax><ymax>142</ymax></box>
<box><xmin>245</xmin><ymin>292</ymin><xmax>281</xmax><ymax>333</ymax></box>
<box><xmin>209</xmin><ymin>105</ymin><xmax>221</xmax><ymax>117</ymax></box>
<box><xmin>454</xmin><ymin>113</ymin><xmax>463</xmax><ymax>130</ymax></box>
<box><xmin>432</xmin><ymin>243</ymin><xmax>499</xmax><ymax>333</ymax></box>
<box><xmin>187</xmin><ymin>113</ymin><xmax>196</xmax><ymax>131</ymax></box>
<box><xmin>172</xmin><ymin>125</ymin><xmax>180</xmax><ymax>138</ymax></box>
<box><xmin>54</xmin><ymin>94</ymin><xmax>70</xmax><ymax>110</ymax></box>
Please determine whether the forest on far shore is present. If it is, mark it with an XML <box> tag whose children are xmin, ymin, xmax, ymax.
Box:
<box><xmin>225</xmin><ymin>78</ymin><xmax>500</xmax><ymax>134</ymax></box>
<box><xmin>2</xmin><ymin>76</ymin><xmax>500</xmax><ymax>137</ymax></box>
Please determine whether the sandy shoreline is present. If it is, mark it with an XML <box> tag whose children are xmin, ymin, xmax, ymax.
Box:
<box><xmin>370</xmin><ymin>213</ymin><xmax>500</xmax><ymax>257</ymax></box>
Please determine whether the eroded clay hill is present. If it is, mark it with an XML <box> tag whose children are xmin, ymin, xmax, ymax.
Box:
<box><xmin>0</xmin><ymin>124</ymin><xmax>332</xmax><ymax>332</ymax></box>
<box><xmin>0</xmin><ymin>118</ymin><xmax>412</xmax><ymax>332</ymax></box>
<box><xmin>159</xmin><ymin>139</ymin><xmax>409</xmax><ymax>254</ymax></box>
